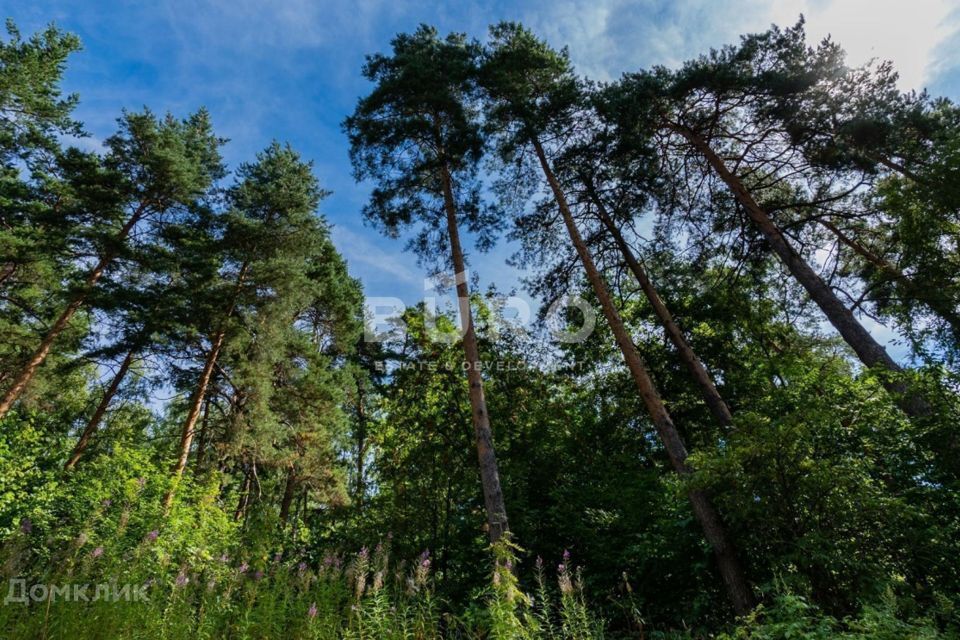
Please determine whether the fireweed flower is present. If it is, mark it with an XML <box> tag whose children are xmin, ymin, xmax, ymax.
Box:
<box><xmin>219</xmin><ymin>553</ymin><xmax>230</xmax><ymax>564</ymax></box>
<box><xmin>297</xmin><ymin>561</ymin><xmax>308</xmax><ymax>574</ymax></box>
<box><xmin>238</xmin><ymin>562</ymin><xmax>249</xmax><ymax>573</ymax></box>
<box><xmin>253</xmin><ymin>570</ymin><xmax>264</xmax><ymax>580</ymax></box>
<box><xmin>175</xmin><ymin>572</ymin><xmax>189</xmax><ymax>587</ymax></box>
<box><xmin>414</xmin><ymin>550</ymin><xmax>431</xmax><ymax>587</ymax></box>
<box><xmin>91</xmin><ymin>546</ymin><xmax>104</xmax><ymax>559</ymax></box>
<box><xmin>558</xmin><ymin>558</ymin><xmax>574</xmax><ymax>595</ymax></box>
<box><xmin>146</xmin><ymin>530</ymin><xmax>159</xmax><ymax>542</ymax></box>
<box><xmin>307</xmin><ymin>602</ymin><xmax>318</xmax><ymax>619</ymax></box>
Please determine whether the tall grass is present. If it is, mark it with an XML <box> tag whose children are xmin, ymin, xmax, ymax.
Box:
<box><xmin>0</xmin><ymin>526</ymin><xmax>605</xmax><ymax>639</ymax></box>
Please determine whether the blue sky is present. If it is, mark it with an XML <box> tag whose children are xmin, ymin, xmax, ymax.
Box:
<box><xmin>4</xmin><ymin>0</ymin><xmax>960</xmax><ymax>344</ymax></box>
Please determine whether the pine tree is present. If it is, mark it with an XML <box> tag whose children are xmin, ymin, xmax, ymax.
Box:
<box><xmin>598</xmin><ymin>38</ymin><xmax>932</xmax><ymax>417</ymax></box>
<box><xmin>345</xmin><ymin>26</ymin><xmax>510</xmax><ymax>542</ymax></box>
<box><xmin>0</xmin><ymin>109</ymin><xmax>225</xmax><ymax>418</ymax></box>
<box><xmin>0</xmin><ymin>21</ymin><xmax>83</xmax><ymax>402</ymax></box>
<box><xmin>480</xmin><ymin>22</ymin><xmax>755</xmax><ymax>615</ymax></box>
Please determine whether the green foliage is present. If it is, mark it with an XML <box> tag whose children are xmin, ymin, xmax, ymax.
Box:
<box><xmin>3</xmin><ymin>16</ymin><xmax>960</xmax><ymax>640</ymax></box>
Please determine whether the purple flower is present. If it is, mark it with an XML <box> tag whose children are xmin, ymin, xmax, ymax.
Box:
<box><xmin>175</xmin><ymin>572</ymin><xmax>189</xmax><ymax>587</ymax></box>
<box><xmin>253</xmin><ymin>570</ymin><xmax>264</xmax><ymax>580</ymax></box>
<box><xmin>146</xmin><ymin>530</ymin><xmax>159</xmax><ymax>542</ymax></box>
<box><xmin>19</xmin><ymin>517</ymin><xmax>32</xmax><ymax>534</ymax></box>
<box><xmin>307</xmin><ymin>602</ymin><xmax>318</xmax><ymax>619</ymax></box>
<box><xmin>358</xmin><ymin>546</ymin><xmax>369</xmax><ymax>560</ymax></box>
<box><xmin>238</xmin><ymin>562</ymin><xmax>249</xmax><ymax>573</ymax></box>
<box><xmin>563</xmin><ymin>549</ymin><xmax>571</xmax><ymax>563</ymax></box>
<box><xmin>297</xmin><ymin>562</ymin><xmax>308</xmax><ymax>574</ymax></box>
<box><xmin>273</xmin><ymin>552</ymin><xmax>283</xmax><ymax>563</ymax></box>
<box><xmin>419</xmin><ymin>550</ymin><xmax>431</xmax><ymax>569</ymax></box>
<box><xmin>91</xmin><ymin>546</ymin><xmax>104</xmax><ymax>559</ymax></box>
<box><xmin>219</xmin><ymin>553</ymin><xmax>230</xmax><ymax>564</ymax></box>
<box><xmin>557</xmin><ymin>563</ymin><xmax>566</xmax><ymax>574</ymax></box>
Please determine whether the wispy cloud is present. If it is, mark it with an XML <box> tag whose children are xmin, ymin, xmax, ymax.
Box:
<box><xmin>330</xmin><ymin>224</ymin><xmax>424</xmax><ymax>288</ymax></box>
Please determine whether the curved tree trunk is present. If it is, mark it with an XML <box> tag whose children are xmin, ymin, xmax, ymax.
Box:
<box><xmin>586</xmin><ymin>184</ymin><xmax>733</xmax><ymax>427</ymax></box>
<box><xmin>64</xmin><ymin>348</ymin><xmax>137</xmax><ymax>470</ymax></box>
<box><xmin>674</xmin><ymin>125</ymin><xmax>929</xmax><ymax>418</ymax></box>
<box><xmin>439</xmin><ymin>161</ymin><xmax>510</xmax><ymax>544</ymax></box>
<box><xmin>533</xmin><ymin>138</ymin><xmax>755</xmax><ymax>615</ymax></box>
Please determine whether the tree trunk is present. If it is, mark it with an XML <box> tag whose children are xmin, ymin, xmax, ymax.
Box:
<box><xmin>235</xmin><ymin>467</ymin><xmax>252</xmax><ymax>521</ymax></box>
<box><xmin>64</xmin><ymin>348</ymin><xmax>137</xmax><ymax>470</ymax></box>
<box><xmin>674</xmin><ymin>125</ymin><xmax>929</xmax><ymax>417</ymax></box>
<box><xmin>533</xmin><ymin>138</ymin><xmax>755</xmax><ymax>615</ymax></box>
<box><xmin>195</xmin><ymin>395</ymin><xmax>212</xmax><ymax>471</ymax></box>
<box><xmin>162</xmin><ymin>329</ymin><xmax>226</xmax><ymax>510</ymax></box>
<box><xmin>586</xmin><ymin>184</ymin><xmax>734</xmax><ymax>427</ymax></box>
<box><xmin>819</xmin><ymin>219</ymin><xmax>960</xmax><ymax>339</ymax></box>
<box><xmin>354</xmin><ymin>381</ymin><xmax>367</xmax><ymax>509</ymax></box>
<box><xmin>163</xmin><ymin>264</ymin><xmax>248</xmax><ymax>511</ymax></box>
<box><xmin>0</xmin><ymin>208</ymin><xmax>144</xmax><ymax>419</ymax></box>
<box><xmin>279</xmin><ymin>468</ymin><xmax>298</xmax><ymax>526</ymax></box>
<box><xmin>439</xmin><ymin>162</ymin><xmax>510</xmax><ymax>543</ymax></box>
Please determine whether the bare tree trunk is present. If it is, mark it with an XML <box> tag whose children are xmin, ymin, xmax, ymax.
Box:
<box><xmin>279</xmin><ymin>468</ymin><xmax>297</xmax><ymax>526</ymax></box>
<box><xmin>234</xmin><ymin>467</ymin><xmax>252</xmax><ymax>521</ymax></box>
<box><xmin>586</xmin><ymin>184</ymin><xmax>733</xmax><ymax>427</ymax></box>
<box><xmin>195</xmin><ymin>395</ymin><xmax>212</xmax><ymax>471</ymax></box>
<box><xmin>64</xmin><ymin>348</ymin><xmax>137</xmax><ymax>470</ymax></box>
<box><xmin>162</xmin><ymin>329</ymin><xmax>226</xmax><ymax>510</ymax></box>
<box><xmin>819</xmin><ymin>219</ymin><xmax>960</xmax><ymax>338</ymax></box>
<box><xmin>439</xmin><ymin>162</ymin><xmax>510</xmax><ymax>543</ymax></box>
<box><xmin>354</xmin><ymin>381</ymin><xmax>367</xmax><ymax>509</ymax></box>
<box><xmin>533</xmin><ymin>138</ymin><xmax>755</xmax><ymax>615</ymax></box>
<box><xmin>674</xmin><ymin>125</ymin><xmax>929</xmax><ymax>417</ymax></box>
<box><xmin>0</xmin><ymin>208</ymin><xmax>144</xmax><ymax>419</ymax></box>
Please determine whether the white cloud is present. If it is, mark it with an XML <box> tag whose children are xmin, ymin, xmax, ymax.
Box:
<box><xmin>767</xmin><ymin>0</ymin><xmax>955</xmax><ymax>91</ymax></box>
<box><xmin>532</xmin><ymin>0</ymin><xmax>957</xmax><ymax>92</ymax></box>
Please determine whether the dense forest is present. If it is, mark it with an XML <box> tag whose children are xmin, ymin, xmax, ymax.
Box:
<box><xmin>1</xmin><ymin>15</ymin><xmax>959</xmax><ymax>639</ymax></box>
